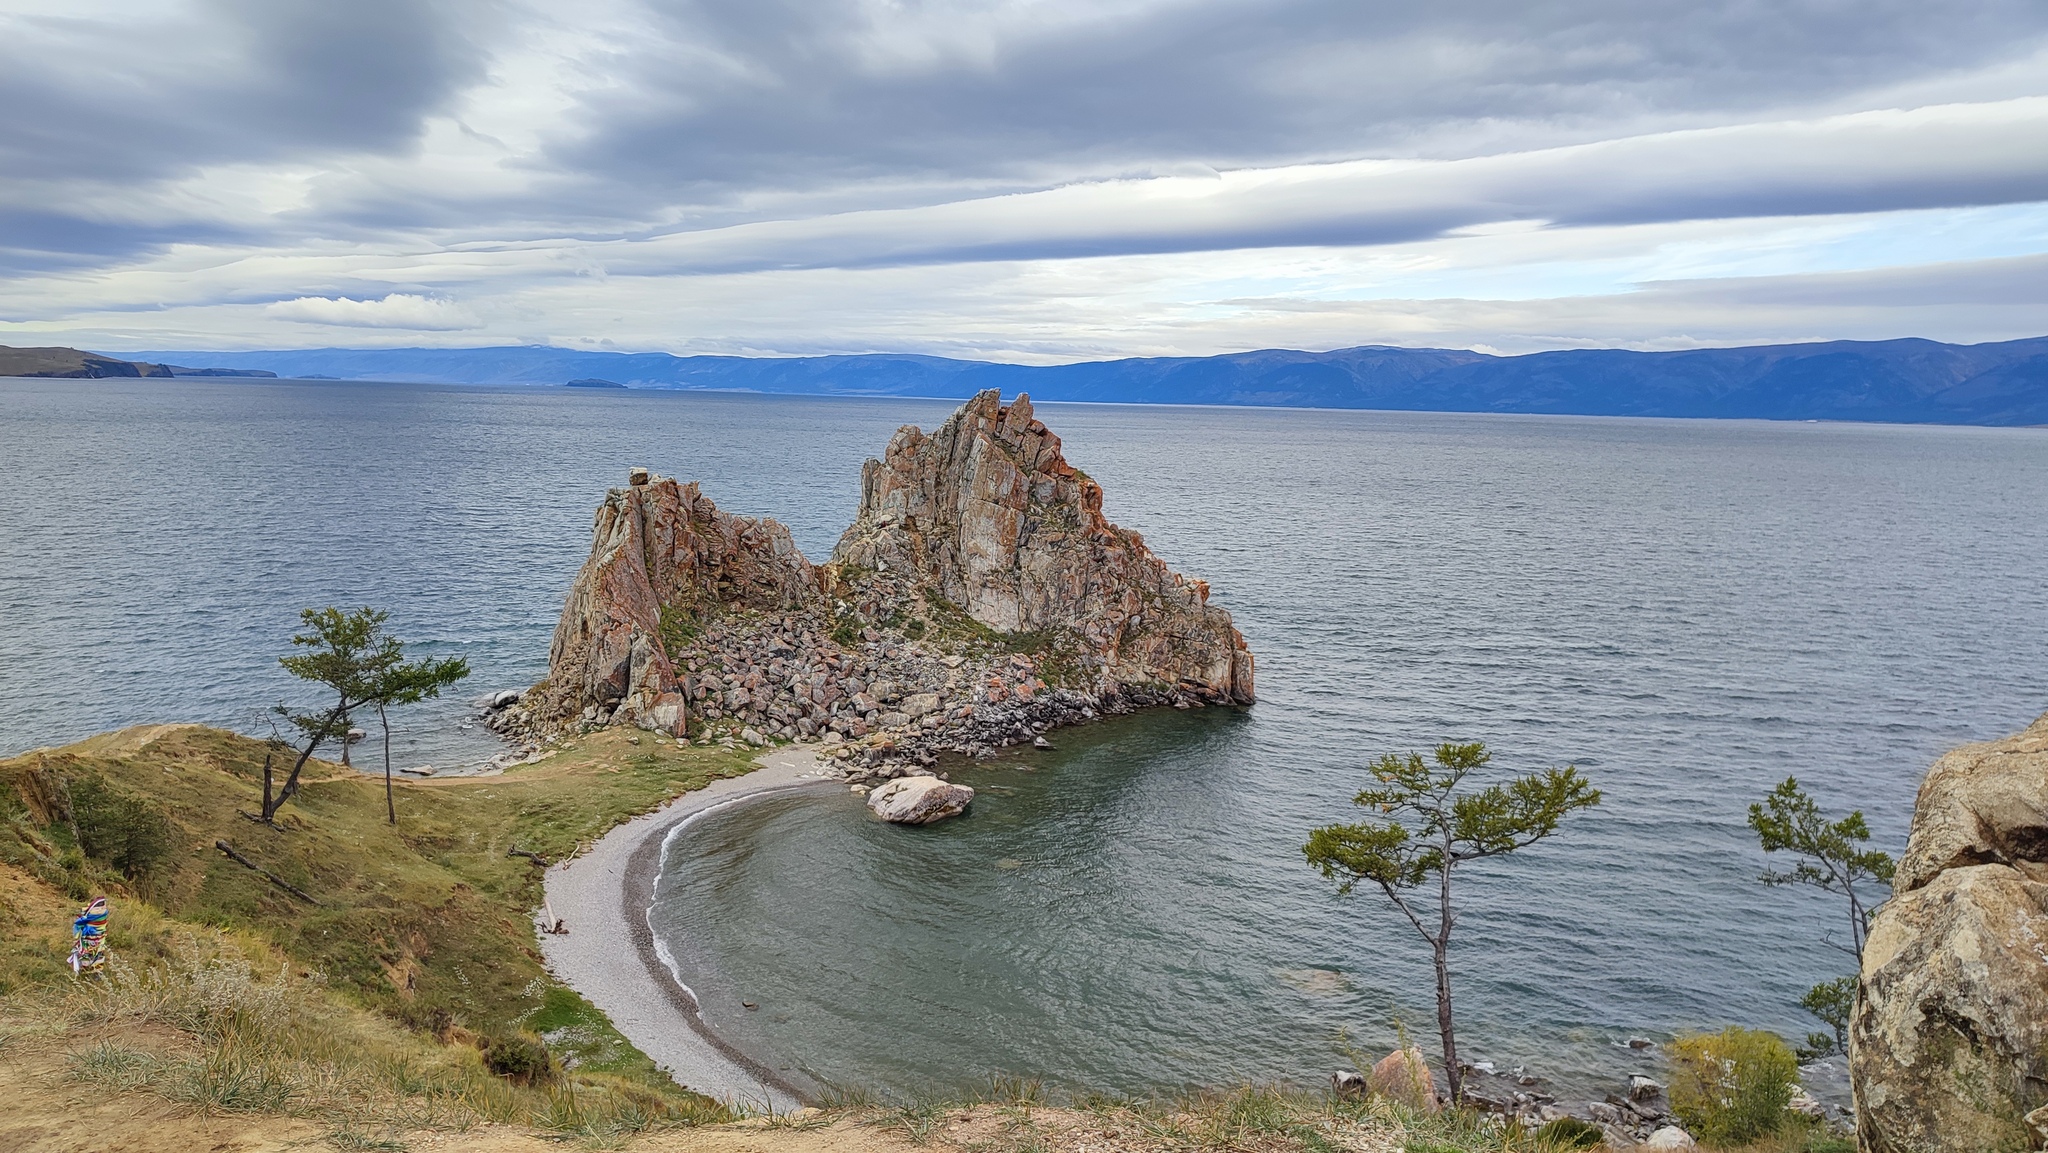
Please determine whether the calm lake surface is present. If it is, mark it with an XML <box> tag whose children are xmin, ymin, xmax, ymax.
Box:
<box><xmin>5</xmin><ymin>377</ymin><xmax>2047</xmax><ymax>1099</ymax></box>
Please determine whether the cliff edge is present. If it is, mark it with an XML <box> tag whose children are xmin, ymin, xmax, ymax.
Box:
<box><xmin>506</xmin><ymin>391</ymin><xmax>1253</xmax><ymax>776</ymax></box>
<box><xmin>1852</xmin><ymin>710</ymin><xmax>2048</xmax><ymax>1151</ymax></box>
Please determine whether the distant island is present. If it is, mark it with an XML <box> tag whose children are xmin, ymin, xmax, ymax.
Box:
<box><xmin>565</xmin><ymin>377</ymin><xmax>626</xmax><ymax>388</ymax></box>
<box><xmin>113</xmin><ymin>335</ymin><xmax>2048</xmax><ymax>426</ymax></box>
<box><xmin>0</xmin><ymin>344</ymin><xmax>277</xmax><ymax>379</ymax></box>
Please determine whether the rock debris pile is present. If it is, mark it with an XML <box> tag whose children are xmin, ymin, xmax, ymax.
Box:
<box><xmin>488</xmin><ymin>390</ymin><xmax>1254</xmax><ymax>785</ymax></box>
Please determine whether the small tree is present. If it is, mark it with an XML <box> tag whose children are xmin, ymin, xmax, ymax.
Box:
<box><xmin>1748</xmin><ymin>776</ymin><xmax>1896</xmax><ymax>1053</ymax></box>
<box><xmin>1303</xmin><ymin>742</ymin><xmax>1600</xmax><ymax>1104</ymax></box>
<box><xmin>265</xmin><ymin>608</ymin><xmax>392</xmax><ymax>821</ymax></box>
<box><xmin>368</xmin><ymin>651</ymin><xmax>470</xmax><ymax>824</ymax></box>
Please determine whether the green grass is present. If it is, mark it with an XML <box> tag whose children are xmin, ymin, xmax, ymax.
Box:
<box><xmin>0</xmin><ymin>723</ymin><xmax>760</xmax><ymax>1131</ymax></box>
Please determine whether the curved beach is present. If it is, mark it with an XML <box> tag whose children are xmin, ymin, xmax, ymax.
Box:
<box><xmin>539</xmin><ymin>746</ymin><xmax>835</xmax><ymax>1112</ymax></box>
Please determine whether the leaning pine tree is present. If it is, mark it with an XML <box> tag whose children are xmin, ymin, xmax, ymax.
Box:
<box><xmin>1747</xmin><ymin>777</ymin><xmax>1895</xmax><ymax>1055</ymax></box>
<box><xmin>1304</xmin><ymin>742</ymin><xmax>1600</xmax><ymax>1105</ymax></box>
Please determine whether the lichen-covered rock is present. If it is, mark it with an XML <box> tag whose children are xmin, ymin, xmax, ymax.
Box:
<box><xmin>542</xmin><ymin>473</ymin><xmax>819</xmax><ymax>732</ymax></box>
<box><xmin>1852</xmin><ymin>711</ymin><xmax>2048</xmax><ymax>1152</ymax></box>
<box><xmin>866</xmin><ymin>775</ymin><xmax>973</xmax><ymax>824</ymax></box>
<box><xmin>833</xmin><ymin>390</ymin><xmax>1254</xmax><ymax>704</ymax></box>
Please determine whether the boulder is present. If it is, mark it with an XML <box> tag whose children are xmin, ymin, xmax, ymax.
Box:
<box><xmin>866</xmin><ymin>776</ymin><xmax>973</xmax><ymax>824</ymax></box>
<box><xmin>1642</xmin><ymin>1126</ymin><xmax>1696</xmax><ymax>1149</ymax></box>
<box><xmin>1368</xmin><ymin>1046</ymin><xmax>1439</xmax><ymax>1113</ymax></box>
<box><xmin>490</xmin><ymin>689</ymin><xmax>522</xmax><ymax>709</ymax></box>
<box><xmin>1853</xmin><ymin>711</ymin><xmax>2048</xmax><ymax>1152</ymax></box>
<box><xmin>1331</xmin><ymin>1069</ymin><xmax>1369</xmax><ymax>1099</ymax></box>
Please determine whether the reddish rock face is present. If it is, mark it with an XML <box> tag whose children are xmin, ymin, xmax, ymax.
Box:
<box><xmin>540</xmin><ymin>390</ymin><xmax>1254</xmax><ymax>738</ymax></box>
<box><xmin>833</xmin><ymin>390</ymin><xmax>1255</xmax><ymax>704</ymax></box>
<box><xmin>542</xmin><ymin>477</ymin><xmax>820</xmax><ymax>732</ymax></box>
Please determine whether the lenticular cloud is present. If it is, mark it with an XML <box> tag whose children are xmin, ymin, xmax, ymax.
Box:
<box><xmin>265</xmin><ymin>294</ymin><xmax>480</xmax><ymax>331</ymax></box>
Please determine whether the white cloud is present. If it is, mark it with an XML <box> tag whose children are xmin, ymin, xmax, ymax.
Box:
<box><xmin>264</xmin><ymin>293</ymin><xmax>480</xmax><ymax>330</ymax></box>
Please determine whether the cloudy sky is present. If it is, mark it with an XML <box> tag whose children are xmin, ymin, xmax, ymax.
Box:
<box><xmin>3</xmin><ymin>0</ymin><xmax>2047</xmax><ymax>361</ymax></box>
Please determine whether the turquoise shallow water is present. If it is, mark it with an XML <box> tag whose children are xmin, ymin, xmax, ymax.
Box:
<box><xmin>5</xmin><ymin>377</ymin><xmax>2048</xmax><ymax>1099</ymax></box>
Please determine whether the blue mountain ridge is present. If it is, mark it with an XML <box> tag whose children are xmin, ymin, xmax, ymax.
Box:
<box><xmin>122</xmin><ymin>336</ymin><xmax>2048</xmax><ymax>426</ymax></box>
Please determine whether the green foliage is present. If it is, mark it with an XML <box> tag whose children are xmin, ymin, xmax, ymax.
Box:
<box><xmin>1668</xmin><ymin>1027</ymin><xmax>1798</xmax><ymax>1145</ymax></box>
<box><xmin>1748</xmin><ymin>777</ymin><xmax>1895</xmax><ymax>957</ymax></box>
<box><xmin>481</xmin><ymin>1031</ymin><xmax>557</xmax><ymax>1085</ymax></box>
<box><xmin>1798</xmin><ymin>975</ymin><xmax>1855</xmax><ymax>1056</ymax></box>
<box><xmin>1533</xmin><ymin>1116</ymin><xmax>1603</xmax><ymax>1149</ymax></box>
<box><xmin>657</xmin><ymin>602</ymin><xmax>701</xmax><ymax>659</ymax></box>
<box><xmin>1304</xmin><ymin>744</ymin><xmax>1602</xmax><ymax>898</ymax></box>
<box><xmin>903</xmin><ymin>616</ymin><xmax>928</xmax><ymax>640</ymax></box>
<box><xmin>69</xmin><ymin>774</ymin><xmax>173</xmax><ymax>884</ymax></box>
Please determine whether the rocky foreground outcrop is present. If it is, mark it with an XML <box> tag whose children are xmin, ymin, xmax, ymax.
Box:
<box><xmin>495</xmin><ymin>391</ymin><xmax>1253</xmax><ymax>777</ymax></box>
<box><xmin>1852</xmin><ymin>710</ymin><xmax>2048</xmax><ymax>1152</ymax></box>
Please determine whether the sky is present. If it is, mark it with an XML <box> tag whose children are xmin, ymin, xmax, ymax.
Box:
<box><xmin>3</xmin><ymin>0</ymin><xmax>2047</xmax><ymax>362</ymax></box>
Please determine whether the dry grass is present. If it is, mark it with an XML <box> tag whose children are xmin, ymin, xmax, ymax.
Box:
<box><xmin>22</xmin><ymin>927</ymin><xmax>731</xmax><ymax>1145</ymax></box>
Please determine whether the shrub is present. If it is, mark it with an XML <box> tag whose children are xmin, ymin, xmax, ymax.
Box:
<box><xmin>69</xmin><ymin>773</ymin><xmax>173</xmax><ymax>883</ymax></box>
<box><xmin>481</xmin><ymin>1032</ymin><xmax>555</xmax><ymax>1085</ymax></box>
<box><xmin>1669</xmin><ymin>1027</ymin><xmax>1798</xmax><ymax>1144</ymax></box>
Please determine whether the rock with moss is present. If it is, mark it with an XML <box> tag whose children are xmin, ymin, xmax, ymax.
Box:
<box><xmin>1852</xmin><ymin>710</ymin><xmax>2048</xmax><ymax>1152</ymax></box>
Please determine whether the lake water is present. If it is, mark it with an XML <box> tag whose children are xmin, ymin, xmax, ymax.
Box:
<box><xmin>5</xmin><ymin>377</ymin><xmax>2047</xmax><ymax>1100</ymax></box>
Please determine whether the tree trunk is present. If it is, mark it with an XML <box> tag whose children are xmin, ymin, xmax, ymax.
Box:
<box><xmin>1437</xmin><ymin>857</ymin><xmax>1462</xmax><ymax>1105</ymax></box>
<box><xmin>262</xmin><ymin>703</ymin><xmax>346</xmax><ymax>821</ymax></box>
<box><xmin>380</xmin><ymin>703</ymin><xmax>395</xmax><ymax>825</ymax></box>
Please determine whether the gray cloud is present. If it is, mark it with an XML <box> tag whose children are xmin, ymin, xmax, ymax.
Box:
<box><xmin>568</xmin><ymin>100</ymin><xmax>2048</xmax><ymax>274</ymax></box>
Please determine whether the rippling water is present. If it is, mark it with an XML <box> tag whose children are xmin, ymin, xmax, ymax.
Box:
<box><xmin>6</xmin><ymin>377</ymin><xmax>2048</xmax><ymax>1099</ymax></box>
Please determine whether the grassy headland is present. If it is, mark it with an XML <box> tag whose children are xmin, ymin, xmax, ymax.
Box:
<box><xmin>0</xmin><ymin>723</ymin><xmax>757</xmax><ymax>1144</ymax></box>
<box><xmin>0</xmin><ymin>724</ymin><xmax>1844</xmax><ymax>1151</ymax></box>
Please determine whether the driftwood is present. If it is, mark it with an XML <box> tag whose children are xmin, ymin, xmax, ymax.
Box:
<box><xmin>507</xmin><ymin>847</ymin><xmax>550</xmax><ymax>866</ymax></box>
<box><xmin>214</xmin><ymin>840</ymin><xmax>320</xmax><ymax>905</ymax></box>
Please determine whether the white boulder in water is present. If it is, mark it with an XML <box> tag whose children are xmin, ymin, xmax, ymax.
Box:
<box><xmin>866</xmin><ymin>775</ymin><xmax>973</xmax><ymax>824</ymax></box>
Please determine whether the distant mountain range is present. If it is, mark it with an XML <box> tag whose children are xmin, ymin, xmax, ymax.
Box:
<box><xmin>82</xmin><ymin>335</ymin><xmax>2048</xmax><ymax>425</ymax></box>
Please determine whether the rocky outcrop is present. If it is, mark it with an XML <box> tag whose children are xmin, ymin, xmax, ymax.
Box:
<box><xmin>539</xmin><ymin>473</ymin><xmax>819</xmax><ymax>734</ymax></box>
<box><xmin>833</xmin><ymin>391</ymin><xmax>1253</xmax><ymax>704</ymax></box>
<box><xmin>1852</xmin><ymin>711</ymin><xmax>2048</xmax><ymax>1152</ymax></box>
<box><xmin>517</xmin><ymin>391</ymin><xmax>1255</xmax><ymax>769</ymax></box>
<box><xmin>866</xmin><ymin>775</ymin><xmax>974</xmax><ymax>824</ymax></box>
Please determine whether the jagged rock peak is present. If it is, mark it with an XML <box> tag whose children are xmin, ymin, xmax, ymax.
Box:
<box><xmin>541</xmin><ymin>472</ymin><xmax>819</xmax><ymax>733</ymax></box>
<box><xmin>833</xmin><ymin>390</ymin><xmax>1254</xmax><ymax>704</ymax></box>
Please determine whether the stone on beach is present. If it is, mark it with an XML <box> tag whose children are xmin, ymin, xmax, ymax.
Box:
<box><xmin>866</xmin><ymin>775</ymin><xmax>973</xmax><ymax>824</ymax></box>
<box><xmin>1368</xmin><ymin>1046</ymin><xmax>1439</xmax><ymax>1113</ymax></box>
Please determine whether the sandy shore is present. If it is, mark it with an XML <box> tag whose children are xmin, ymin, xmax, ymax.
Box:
<box><xmin>540</xmin><ymin>746</ymin><xmax>838</xmax><ymax>1112</ymax></box>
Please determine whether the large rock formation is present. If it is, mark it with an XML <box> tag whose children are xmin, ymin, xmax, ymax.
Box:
<box><xmin>832</xmin><ymin>391</ymin><xmax>1254</xmax><ymax>704</ymax></box>
<box><xmin>1852</xmin><ymin>711</ymin><xmax>2048</xmax><ymax>1152</ymax></box>
<box><xmin>517</xmin><ymin>392</ymin><xmax>1254</xmax><ymax>764</ymax></box>
<box><xmin>540</xmin><ymin>474</ymin><xmax>818</xmax><ymax>734</ymax></box>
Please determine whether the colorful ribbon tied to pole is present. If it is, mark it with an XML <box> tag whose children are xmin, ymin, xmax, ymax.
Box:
<box><xmin>70</xmin><ymin>897</ymin><xmax>109</xmax><ymax>975</ymax></box>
